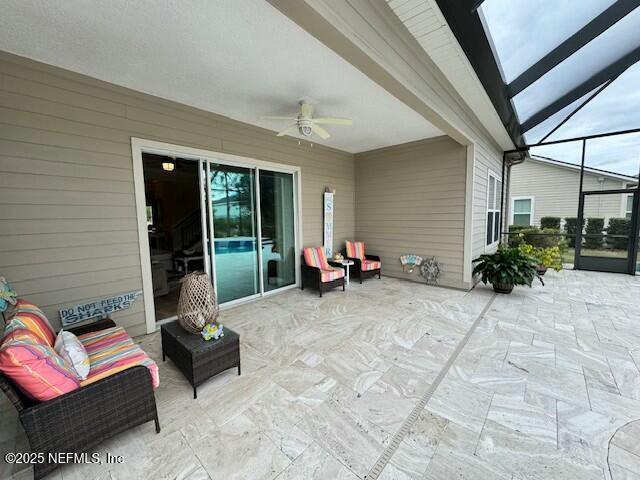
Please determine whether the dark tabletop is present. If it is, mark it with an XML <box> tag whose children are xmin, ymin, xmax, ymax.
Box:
<box><xmin>161</xmin><ymin>320</ymin><xmax>239</xmax><ymax>354</ymax></box>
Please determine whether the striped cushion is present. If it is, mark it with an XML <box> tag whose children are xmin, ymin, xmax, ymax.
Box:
<box><xmin>303</xmin><ymin>247</ymin><xmax>330</xmax><ymax>270</ymax></box>
<box><xmin>320</xmin><ymin>267</ymin><xmax>345</xmax><ymax>283</ymax></box>
<box><xmin>0</xmin><ymin>330</ymin><xmax>80</xmax><ymax>401</ymax></box>
<box><xmin>362</xmin><ymin>260</ymin><xmax>381</xmax><ymax>271</ymax></box>
<box><xmin>345</xmin><ymin>241</ymin><xmax>365</xmax><ymax>260</ymax></box>
<box><xmin>3</xmin><ymin>300</ymin><xmax>56</xmax><ymax>347</ymax></box>
<box><xmin>78</xmin><ymin>326</ymin><xmax>159</xmax><ymax>390</ymax></box>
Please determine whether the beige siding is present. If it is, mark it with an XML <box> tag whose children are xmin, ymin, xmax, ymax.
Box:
<box><xmin>354</xmin><ymin>137</ymin><xmax>467</xmax><ymax>289</ymax></box>
<box><xmin>0</xmin><ymin>52</ymin><xmax>355</xmax><ymax>336</ymax></box>
<box><xmin>472</xmin><ymin>142</ymin><xmax>503</xmax><ymax>260</ymax></box>
<box><xmin>510</xmin><ymin>160</ymin><xmax>627</xmax><ymax>227</ymax></box>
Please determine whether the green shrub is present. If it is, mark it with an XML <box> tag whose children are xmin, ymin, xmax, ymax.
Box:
<box><xmin>564</xmin><ymin>217</ymin><xmax>585</xmax><ymax>248</ymax></box>
<box><xmin>519</xmin><ymin>243</ymin><xmax>563</xmax><ymax>271</ymax></box>
<box><xmin>507</xmin><ymin>226</ymin><xmax>565</xmax><ymax>250</ymax></box>
<box><xmin>584</xmin><ymin>218</ymin><xmax>604</xmax><ymax>249</ymax></box>
<box><xmin>508</xmin><ymin>225</ymin><xmax>529</xmax><ymax>233</ymax></box>
<box><xmin>606</xmin><ymin>218</ymin><xmax>631</xmax><ymax>250</ymax></box>
<box><xmin>540</xmin><ymin>217</ymin><xmax>561</xmax><ymax>230</ymax></box>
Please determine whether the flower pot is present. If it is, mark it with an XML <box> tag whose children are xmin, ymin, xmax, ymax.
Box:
<box><xmin>492</xmin><ymin>282</ymin><xmax>514</xmax><ymax>294</ymax></box>
<box><xmin>536</xmin><ymin>265</ymin><xmax>548</xmax><ymax>276</ymax></box>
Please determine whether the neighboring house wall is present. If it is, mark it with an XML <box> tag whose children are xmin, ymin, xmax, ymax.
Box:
<box><xmin>509</xmin><ymin>159</ymin><xmax>628</xmax><ymax>227</ymax></box>
<box><xmin>354</xmin><ymin>137</ymin><xmax>467</xmax><ymax>289</ymax></box>
<box><xmin>0</xmin><ymin>52</ymin><xmax>356</xmax><ymax>336</ymax></box>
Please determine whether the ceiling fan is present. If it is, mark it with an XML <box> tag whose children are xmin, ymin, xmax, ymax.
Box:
<box><xmin>261</xmin><ymin>99</ymin><xmax>352</xmax><ymax>140</ymax></box>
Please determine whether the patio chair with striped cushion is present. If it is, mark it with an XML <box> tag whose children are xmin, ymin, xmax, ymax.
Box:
<box><xmin>301</xmin><ymin>247</ymin><xmax>345</xmax><ymax>297</ymax></box>
<box><xmin>344</xmin><ymin>241</ymin><xmax>382</xmax><ymax>283</ymax></box>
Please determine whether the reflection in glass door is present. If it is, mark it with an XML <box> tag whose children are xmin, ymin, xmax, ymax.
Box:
<box><xmin>259</xmin><ymin>170</ymin><xmax>296</xmax><ymax>292</ymax></box>
<box><xmin>209</xmin><ymin>164</ymin><xmax>259</xmax><ymax>303</ymax></box>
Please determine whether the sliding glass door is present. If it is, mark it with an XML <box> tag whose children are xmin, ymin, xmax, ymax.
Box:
<box><xmin>203</xmin><ymin>162</ymin><xmax>297</xmax><ymax>304</ymax></box>
<box><xmin>209</xmin><ymin>164</ymin><xmax>260</xmax><ymax>303</ymax></box>
<box><xmin>259</xmin><ymin>170</ymin><xmax>296</xmax><ymax>292</ymax></box>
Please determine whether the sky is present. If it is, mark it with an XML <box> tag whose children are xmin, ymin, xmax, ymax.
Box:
<box><xmin>480</xmin><ymin>0</ymin><xmax>640</xmax><ymax>177</ymax></box>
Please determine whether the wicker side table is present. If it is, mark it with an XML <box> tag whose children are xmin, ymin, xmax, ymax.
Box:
<box><xmin>161</xmin><ymin>320</ymin><xmax>240</xmax><ymax>399</ymax></box>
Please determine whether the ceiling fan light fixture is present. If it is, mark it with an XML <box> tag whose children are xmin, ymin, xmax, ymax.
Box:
<box><xmin>263</xmin><ymin>100</ymin><xmax>351</xmax><ymax>140</ymax></box>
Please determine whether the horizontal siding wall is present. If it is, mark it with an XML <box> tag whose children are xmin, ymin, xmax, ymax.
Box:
<box><xmin>509</xmin><ymin>160</ymin><xmax>626</xmax><ymax>226</ymax></box>
<box><xmin>0</xmin><ymin>52</ymin><xmax>355</xmax><ymax>336</ymax></box>
<box><xmin>472</xmin><ymin>142</ymin><xmax>503</xmax><ymax>260</ymax></box>
<box><xmin>354</xmin><ymin>137</ymin><xmax>467</xmax><ymax>289</ymax></box>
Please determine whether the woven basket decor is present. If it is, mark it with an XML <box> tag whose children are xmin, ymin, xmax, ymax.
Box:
<box><xmin>177</xmin><ymin>272</ymin><xmax>219</xmax><ymax>334</ymax></box>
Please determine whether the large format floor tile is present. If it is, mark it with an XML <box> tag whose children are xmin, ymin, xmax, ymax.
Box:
<box><xmin>3</xmin><ymin>271</ymin><xmax>640</xmax><ymax>480</ymax></box>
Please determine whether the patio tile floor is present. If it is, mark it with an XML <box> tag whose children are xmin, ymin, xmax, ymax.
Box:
<box><xmin>3</xmin><ymin>269</ymin><xmax>640</xmax><ymax>479</ymax></box>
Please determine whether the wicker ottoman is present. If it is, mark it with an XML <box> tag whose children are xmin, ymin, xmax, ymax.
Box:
<box><xmin>161</xmin><ymin>320</ymin><xmax>240</xmax><ymax>399</ymax></box>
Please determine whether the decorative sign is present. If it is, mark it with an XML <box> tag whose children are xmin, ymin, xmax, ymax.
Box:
<box><xmin>323</xmin><ymin>191</ymin><xmax>334</xmax><ymax>257</ymax></box>
<box><xmin>59</xmin><ymin>290</ymin><xmax>142</xmax><ymax>327</ymax></box>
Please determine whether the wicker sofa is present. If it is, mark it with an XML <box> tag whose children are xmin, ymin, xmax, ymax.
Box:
<box><xmin>0</xmin><ymin>318</ymin><xmax>160</xmax><ymax>480</ymax></box>
<box><xmin>300</xmin><ymin>247</ymin><xmax>345</xmax><ymax>297</ymax></box>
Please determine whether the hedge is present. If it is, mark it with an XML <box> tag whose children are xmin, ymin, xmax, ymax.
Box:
<box><xmin>508</xmin><ymin>226</ymin><xmax>563</xmax><ymax>249</ymax></box>
<box><xmin>607</xmin><ymin>217</ymin><xmax>631</xmax><ymax>250</ymax></box>
<box><xmin>540</xmin><ymin>217</ymin><xmax>561</xmax><ymax>230</ymax></box>
<box><xmin>564</xmin><ymin>217</ymin><xmax>585</xmax><ymax>248</ymax></box>
<box><xmin>584</xmin><ymin>218</ymin><xmax>604</xmax><ymax>249</ymax></box>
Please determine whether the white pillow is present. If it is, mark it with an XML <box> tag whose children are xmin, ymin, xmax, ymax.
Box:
<box><xmin>54</xmin><ymin>330</ymin><xmax>90</xmax><ymax>380</ymax></box>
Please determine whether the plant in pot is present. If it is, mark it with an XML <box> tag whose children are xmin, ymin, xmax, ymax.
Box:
<box><xmin>473</xmin><ymin>246</ymin><xmax>543</xmax><ymax>294</ymax></box>
<box><xmin>518</xmin><ymin>244</ymin><xmax>563</xmax><ymax>276</ymax></box>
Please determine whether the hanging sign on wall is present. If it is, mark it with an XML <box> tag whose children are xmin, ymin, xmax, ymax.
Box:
<box><xmin>323</xmin><ymin>191</ymin><xmax>334</xmax><ymax>257</ymax></box>
<box><xmin>59</xmin><ymin>290</ymin><xmax>142</xmax><ymax>327</ymax></box>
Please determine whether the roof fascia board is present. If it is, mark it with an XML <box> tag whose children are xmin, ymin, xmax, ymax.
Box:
<box><xmin>529</xmin><ymin>155</ymin><xmax>638</xmax><ymax>182</ymax></box>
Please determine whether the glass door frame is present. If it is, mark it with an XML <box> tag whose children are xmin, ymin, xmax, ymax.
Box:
<box><xmin>200</xmin><ymin>159</ymin><xmax>301</xmax><ymax>308</ymax></box>
<box><xmin>575</xmin><ymin>188</ymin><xmax>640</xmax><ymax>274</ymax></box>
<box><xmin>132</xmin><ymin>138</ymin><xmax>302</xmax><ymax>334</ymax></box>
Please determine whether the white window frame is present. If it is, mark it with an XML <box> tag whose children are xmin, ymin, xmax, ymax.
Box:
<box><xmin>511</xmin><ymin>196</ymin><xmax>535</xmax><ymax>227</ymax></box>
<box><xmin>624</xmin><ymin>194</ymin><xmax>633</xmax><ymax>219</ymax></box>
<box><xmin>486</xmin><ymin>169</ymin><xmax>502</xmax><ymax>248</ymax></box>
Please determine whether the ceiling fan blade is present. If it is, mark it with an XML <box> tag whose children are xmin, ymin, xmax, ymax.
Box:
<box><xmin>276</xmin><ymin>124</ymin><xmax>298</xmax><ymax>137</ymax></box>
<box><xmin>311</xmin><ymin>124</ymin><xmax>331</xmax><ymax>140</ymax></box>
<box><xmin>313</xmin><ymin>117</ymin><xmax>353</xmax><ymax>125</ymax></box>
<box><xmin>261</xmin><ymin>115</ymin><xmax>297</xmax><ymax>121</ymax></box>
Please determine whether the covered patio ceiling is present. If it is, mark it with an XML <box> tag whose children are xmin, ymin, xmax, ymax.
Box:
<box><xmin>0</xmin><ymin>0</ymin><xmax>443</xmax><ymax>153</ymax></box>
<box><xmin>436</xmin><ymin>0</ymin><xmax>640</xmax><ymax>147</ymax></box>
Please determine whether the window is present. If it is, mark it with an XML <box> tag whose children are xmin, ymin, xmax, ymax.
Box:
<box><xmin>512</xmin><ymin>197</ymin><xmax>534</xmax><ymax>226</ymax></box>
<box><xmin>625</xmin><ymin>195</ymin><xmax>633</xmax><ymax>219</ymax></box>
<box><xmin>486</xmin><ymin>171</ymin><xmax>502</xmax><ymax>246</ymax></box>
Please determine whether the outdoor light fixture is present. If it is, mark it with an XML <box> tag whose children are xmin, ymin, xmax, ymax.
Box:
<box><xmin>162</xmin><ymin>160</ymin><xmax>175</xmax><ymax>172</ymax></box>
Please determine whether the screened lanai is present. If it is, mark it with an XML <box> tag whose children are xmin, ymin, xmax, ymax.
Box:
<box><xmin>437</xmin><ymin>0</ymin><xmax>640</xmax><ymax>274</ymax></box>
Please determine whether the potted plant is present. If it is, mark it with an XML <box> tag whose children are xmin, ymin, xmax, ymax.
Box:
<box><xmin>518</xmin><ymin>244</ymin><xmax>563</xmax><ymax>276</ymax></box>
<box><xmin>473</xmin><ymin>246</ymin><xmax>543</xmax><ymax>294</ymax></box>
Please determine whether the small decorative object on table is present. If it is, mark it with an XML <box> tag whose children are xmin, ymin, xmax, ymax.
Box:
<box><xmin>333</xmin><ymin>252</ymin><xmax>344</xmax><ymax>262</ymax></box>
<box><xmin>177</xmin><ymin>271</ymin><xmax>219</xmax><ymax>334</ymax></box>
<box><xmin>399</xmin><ymin>254</ymin><xmax>423</xmax><ymax>273</ymax></box>
<box><xmin>420</xmin><ymin>257</ymin><xmax>442</xmax><ymax>284</ymax></box>
<box><xmin>201</xmin><ymin>323</ymin><xmax>224</xmax><ymax>341</ymax></box>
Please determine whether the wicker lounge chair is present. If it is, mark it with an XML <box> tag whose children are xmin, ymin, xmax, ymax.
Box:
<box><xmin>300</xmin><ymin>247</ymin><xmax>346</xmax><ymax>297</ymax></box>
<box><xmin>344</xmin><ymin>241</ymin><xmax>382</xmax><ymax>283</ymax></box>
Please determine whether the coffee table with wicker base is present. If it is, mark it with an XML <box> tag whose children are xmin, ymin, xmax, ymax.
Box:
<box><xmin>161</xmin><ymin>320</ymin><xmax>240</xmax><ymax>399</ymax></box>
